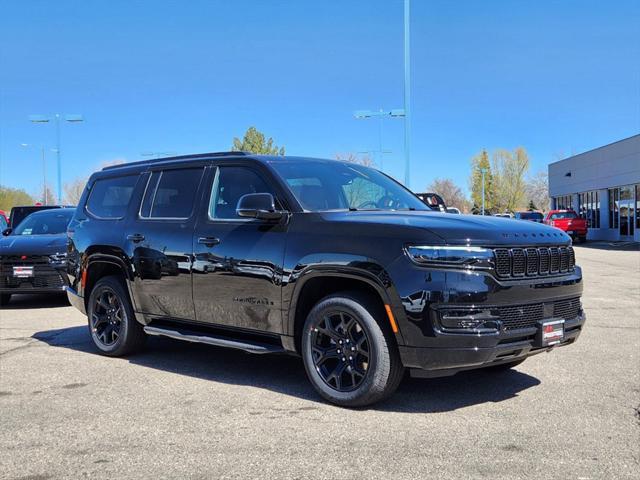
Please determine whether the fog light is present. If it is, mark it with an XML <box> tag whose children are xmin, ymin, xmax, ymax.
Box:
<box><xmin>440</xmin><ymin>310</ymin><xmax>500</xmax><ymax>332</ymax></box>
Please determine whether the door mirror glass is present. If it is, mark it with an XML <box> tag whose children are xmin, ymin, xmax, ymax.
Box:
<box><xmin>236</xmin><ymin>193</ymin><xmax>283</xmax><ymax>220</ymax></box>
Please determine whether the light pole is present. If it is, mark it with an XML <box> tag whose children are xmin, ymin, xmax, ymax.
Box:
<box><xmin>480</xmin><ymin>168</ymin><xmax>487</xmax><ymax>215</ymax></box>
<box><xmin>20</xmin><ymin>143</ymin><xmax>48</xmax><ymax>205</ymax></box>
<box><xmin>29</xmin><ymin>114</ymin><xmax>84</xmax><ymax>204</ymax></box>
<box><xmin>353</xmin><ymin>109</ymin><xmax>405</xmax><ymax>170</ymax></box>
<box><xmin>403</xmin><ymin>0</ymin><xmax>411</xmax><ymax>188</ymax></box>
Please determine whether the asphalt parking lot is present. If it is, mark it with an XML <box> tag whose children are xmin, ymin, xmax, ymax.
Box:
<box><xmin>1</xmin><ymin>245</ymin><xmax>639</xmax><ymax>480</ymax></box>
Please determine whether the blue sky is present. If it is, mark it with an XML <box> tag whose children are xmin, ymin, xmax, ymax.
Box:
<box><xmin>1</xmin><ymin>0</ymin><xmax>638</xmax><ymax>199</ymax></box>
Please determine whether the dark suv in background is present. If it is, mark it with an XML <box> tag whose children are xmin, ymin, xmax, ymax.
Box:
<box><xmin>66</xmin><ymin>152</ymin><xmax>585</xmax><ymax>407</ymax></box>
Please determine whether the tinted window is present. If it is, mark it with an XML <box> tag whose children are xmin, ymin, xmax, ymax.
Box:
<box><xmin>86</xmin><ymin>175</ymin><xmax>138</xmax><ymax>218</ymax></box>
<box><xmin>13</xmin><ymin>210</ymin><xmax>74</xmax><ymax>235</ymax></box>
<box><xmin>517</xmin><ymin>212</ymin><xmax>543</xmax><ymax>220</ymax></box>
<box><xmin>209</xmin><ymin>167</ymin><xmax>276</xmax><ymax>219</ymax></box>
<box><xmin>141</xmin><ymin>168</ymin><xmax>203</xmax><ymax>219</ymax></box>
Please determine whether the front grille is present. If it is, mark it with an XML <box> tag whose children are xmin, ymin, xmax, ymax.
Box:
<box><xmin>493</xmin><ymin>246</ymin><xmax>575</xmax><ymax>279</ymax></box>
<box><xmin>0</xmin><ymin>261</ymin><xmax>65</xmax><ymax>290</ymax></box>
<box><xmin>0</xmin><ymin>273</ymin><xmax>65</xmax><ymax>289</ymax></box>
<box><xmin>553</xmin><ymin>297</ymin><xmax>581</xmax><ymax>320</ymax></box>
<box><xmin>439</xmin><ymin>297</ymin><xmax>583</xmax><ymax>332</ymax></box>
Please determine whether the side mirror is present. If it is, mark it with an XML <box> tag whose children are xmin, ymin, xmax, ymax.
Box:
<box><xmin>2</xmin><ymin>228</ymin><xmax>12</xmax><ymax>236</ymax></box>
<box><xmin>236</xmin><ymin>193</ymin><xmax>284</xmax><ymax>221</ymax></box>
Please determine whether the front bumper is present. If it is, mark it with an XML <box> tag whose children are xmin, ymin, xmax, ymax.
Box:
<box><xmin>387</xmin><ymin>259</ymin><xmax>585</xmax><ymax>374</ymax></box>
<box><xmin>0</xmin><ymin>264</ymin><xmax>69</xmax><ymax>295</ymax></box>
<box><xmin>401</xmin><ymin>312</ymin><xmax>585</xmax><ymax>377</ymax></box>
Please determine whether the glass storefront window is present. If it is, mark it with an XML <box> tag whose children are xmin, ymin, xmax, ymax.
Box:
<box><xmin>555</xmin><ymin>195</ymin><xmax>572</xmax><ymax>210</ymax></box>
<box><xmin>636</xmin><ymin>184</ymin><xmax>640</xmax><ymax>229</ymax></box>
<box><xmin>609</xmin><ymin>188</ymin><xmax>619</xmax><ymax>229</ymax></box>
<box><xmin>578</xmin><ymin>190</ymin><xmax>600</xmax><ymax>229</ymax></box>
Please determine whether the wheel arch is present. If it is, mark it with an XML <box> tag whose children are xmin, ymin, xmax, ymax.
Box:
<box><xmin>287</xmin><ymin>268</ymin><xmax>404</xmax><ymax>354</ymax></box>
<box><xmin>83</xmin><ymin>249</ymin><xmax>138</xmax><ymax>317</ymax></box>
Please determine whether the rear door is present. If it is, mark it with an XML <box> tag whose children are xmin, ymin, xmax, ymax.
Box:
<box><xmin>126</xmin><ymin>166</ymin><xmax>205</xmax><ymax>320</ymax></box>
<box><xmin>192</xmin><ymin>164</ymin><xmax>289</xmax><ymax>333</ymax></box>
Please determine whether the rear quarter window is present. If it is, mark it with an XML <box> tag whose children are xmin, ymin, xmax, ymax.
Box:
<box><xmin>86</xmin><ymin>175</ymin><xmax>138</xmax><ymax>219</ymax></box>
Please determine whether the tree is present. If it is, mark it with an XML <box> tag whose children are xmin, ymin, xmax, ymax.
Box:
<box><xmin>0</xmin><ymin>186</ymin><xmax>34</xmax><ymax>211</ymax></box>
<box><xmin>334</xmin><ymin>152</ymin><xmax>375</xmax><ymax>167</ymax></box>
<box><xmin>527</xmin><ymin>200</ymin><xmax>537</xmax><ymax>211</ymax></box>
<box><xmin>35</xmin><ymin>184</ymin><xmax>56</xmax><ymax>206</ymax></box>
<box><xmin>63</xmin><ymin>177</ymin><xmax>87</xmax><ymax>205</ymax></box>
<box><xmin>426</xmin><ymin>178</ymin><xmax>471</xmax><ymax>213</ymax></box>
<box><xmin>524</xmin><ymin>170</ymin><xmax>549</xmax><ymax>212</ymax></box>
<box><xmin>232</xmin><ymin>127</ymin><xmax>285</xmax><ymax>155</ymax></box>
<box><xmin>491</xmin><ymin>147</ymin><xmax>529</xmax><ymax>212</ymax></box>
<box><xmin>469</xmin><ymin>149</ymin><xmax>495</xmax><ymax>212</ymax></box>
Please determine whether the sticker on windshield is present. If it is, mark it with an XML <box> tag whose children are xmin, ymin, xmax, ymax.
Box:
<box><xmin>21</xmin><ymin>228</ymin><xmax>33</xmax><ymax>235</ymax></box>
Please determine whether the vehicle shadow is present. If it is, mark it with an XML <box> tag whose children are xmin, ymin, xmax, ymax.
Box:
<box><xmin>32</xmin><ymin>325</ymin><xmax>541</xmax><ymax>413</ymax></box>
<box><xmin>3</xmin><ymin>293</ymin><xmax>70</xmax><ymax>310</ymax></box>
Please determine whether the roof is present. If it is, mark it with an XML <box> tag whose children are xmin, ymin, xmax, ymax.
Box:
<box><xmin>548</xmin><ymin>133</ymin><xmax>640</xmax><ymax>166</ymax></box>
<box><xmin>101</xmin><ymin>152</ymin><xmax>353</xmax><ymax>172</ymax></box>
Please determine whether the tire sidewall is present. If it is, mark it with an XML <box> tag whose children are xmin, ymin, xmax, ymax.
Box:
<box><xmin>301</xmin><ymin>295</ymin><xmax>392</xmax><ymax>406</ymax></box>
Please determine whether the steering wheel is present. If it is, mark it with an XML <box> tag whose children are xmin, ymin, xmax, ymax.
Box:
<box><xmin>377</xmin><ymin>196</ymin><xmax>398</xmax><ymax>209</ymax></box>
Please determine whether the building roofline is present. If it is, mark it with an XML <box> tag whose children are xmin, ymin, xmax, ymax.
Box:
<box><xmin>549</xmin><ymin>133</ymin><xmax>640</xmax><ymax>166</ymax></box>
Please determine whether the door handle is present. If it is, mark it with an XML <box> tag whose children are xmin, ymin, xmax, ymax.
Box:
<box><xmin>127</xmin><ymin>233</ymin><xmax>145</xmax><ymax>243</ymax></box>
<box><xmin>198</xmin><ymin>236</ymin><xmax>220</xmax><ymax>247</ymax></box>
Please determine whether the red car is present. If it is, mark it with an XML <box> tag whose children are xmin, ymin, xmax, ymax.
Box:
<box><xmin>544</xmin><ymin>209</ymin><xmax>588</xmax><ymax>242</ymax></box>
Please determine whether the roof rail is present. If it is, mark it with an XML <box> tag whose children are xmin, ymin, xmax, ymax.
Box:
<box><xmin>102</xmin><ymin>151</ymin><xmax>250</xmax><ymax>171</ymax></box>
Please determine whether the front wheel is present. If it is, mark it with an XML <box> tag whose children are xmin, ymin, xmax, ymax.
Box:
<box><xmin>87</xmin><ymin>275</ymin><xmax>146</xmax><ymax>356</ymax></box>
<box><xmin>301</xmin><ymin>292</ymin><xmax>404</xmax><ymax>407</ymax></box>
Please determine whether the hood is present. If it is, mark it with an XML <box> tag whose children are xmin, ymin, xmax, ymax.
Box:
<box><xmin>0</xmin><ymin>233</ymin><xmax>67</xmax><ymax>256</ymax></box>
<box><xmin>320</xmin><ymin>211</ymin><xmax>572</xmax><ymax>246</ymax></box>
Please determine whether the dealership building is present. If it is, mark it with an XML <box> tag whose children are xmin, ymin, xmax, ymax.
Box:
<box><xmin>548</xmin><ymin>134</ymin><xmax>640</xmax><ymax>242</ymax></box>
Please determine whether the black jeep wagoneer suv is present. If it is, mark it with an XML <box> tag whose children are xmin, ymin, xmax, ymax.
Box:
<box><xmin>66</xmin><ymin>152</ymin><xmax>585</xmax><ymax>406</ymax></box>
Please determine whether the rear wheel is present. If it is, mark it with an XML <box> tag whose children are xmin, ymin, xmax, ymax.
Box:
<box><xmin>87</xmin><ymin>276</ymin><xmax>145</xmax><ymax>356</ymax></box>
<box><xmin>0</xmin><ymin>294</ymin><xmax>11</xmax><ymax>307</ymax></box>
<box><xmin>301</xmin><ymin>292</ymin><xmax>404</xmax><ymax>407</ymax></box>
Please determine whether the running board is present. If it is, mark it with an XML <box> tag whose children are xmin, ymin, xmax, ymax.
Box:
<box><xmin>143</xmin><ymin>325</ymin><xmax>285</xmax><ymax>354</ymax></box>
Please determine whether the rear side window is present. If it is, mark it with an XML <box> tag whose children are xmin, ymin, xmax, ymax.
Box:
<box><xmin>140</xmin><ymin>168</ymin><xmax>204</xmax><ymax>219</ymax></box>
<box><xmin>86</xmin><ymin>175</ymin><xmax>138</xmax><ymax>219</ymax></box>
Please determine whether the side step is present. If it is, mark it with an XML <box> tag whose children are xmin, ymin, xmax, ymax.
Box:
<box><xmin>143</xmin><ymin>325</ymin><xmax>285</xmax><ymax>354</ymax></box>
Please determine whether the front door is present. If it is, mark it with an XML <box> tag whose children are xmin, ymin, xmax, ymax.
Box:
<box><xmin>127</xmin><ymin>167</ymin><xmax>206</xmax><ymax>320</ymax></box>
<box><xmin>192</xmin><ymin>165</ymin><xmax>288</xmax><ymax>334</ymax></box>
<box><xmin>618</xmin><ymin>186</ymin><xmax>635</xmax><ymax>238</ymax></box>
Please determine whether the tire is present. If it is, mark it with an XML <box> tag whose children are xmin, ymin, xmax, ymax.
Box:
<box><xmin>487</xmin><ymin>358</ymin><xmax>526</xmax><ymax>371</ymax></box>
<box><xmin>301</xmin><ymin>292</ymin><xmax>404</xmax><ymax>407</ymax></box>
<box><xmin>87</xmin><ymin>275</ymin><xmax>146</xmax><ymax>356</ymax></box>
<box><xmin>0</xmin><ymin>294</ymin><xmax>11</xmax><ymax>307</ymax></box>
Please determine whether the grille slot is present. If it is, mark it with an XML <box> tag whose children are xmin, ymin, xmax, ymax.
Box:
<box><xmin>493</xmin><ymin>246</ymin><xmax>574</xmax><ymax>279</ymax></box>
<box><xmin>511</xmin><ymin>249</ymin><xmax>525</xmax><ymax>276</ymax></box>
<box><xmin>538</xmin><ymin>248</ymin><xmax>550</xmax><ymax>274</ymax></box>
<box><xmin>525</xmin><ymin>248</ymin><xmax>539</xmax><ymax>275</ymax></box>
<box><xmin>549</xmin><ymin>247</ymin><xmax>560</xmax><ymax>273</ymax></box>
<box><xmin>495</xmin><ymin>249</ymin><xmax>511</xmax><ymax>277</ymax></box>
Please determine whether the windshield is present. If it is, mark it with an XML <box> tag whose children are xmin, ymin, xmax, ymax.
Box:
<box><xmin>550</xmin><ymin>211</ymin><xmax>577</xmax><ymax>220</ymax></box>
<box><xmin>13</xmin><ymin>210</ymin><xmax>74</xmax><ymax>235</ymax></box>
<box><xmin>270</xmin><ymin>161</ymin><xmax>428</xmax><ymax>211</ymax></box>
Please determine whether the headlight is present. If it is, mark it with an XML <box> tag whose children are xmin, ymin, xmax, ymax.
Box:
<box><xmin>49</xmin><ymin>253</ymin><xmax>68</xmax><ymax>264</ymax></box>
<box><xmin>404</xmin><ymin>245</ymin><xmax>494</xmax><ymax>269</ymax></box>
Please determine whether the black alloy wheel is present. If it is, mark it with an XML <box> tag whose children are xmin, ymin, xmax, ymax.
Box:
<box><xmin>302</xmin><ymin>292</ymin><xmax>404</xmax><ymax>407</ymax></box>
<box><xmin>87</xmin><ymin>275</ymin><xmax>146</xmax><ymax>356</ymax></box>
<box><xmin>91</xmin><ymin>289</ymin><xmax>124</xmax><ymax>347</ymax></box>
<box><xmin>310</xmin><ymin>311</ymin><xmax>370</xmax><ymax>392</ymax></box>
